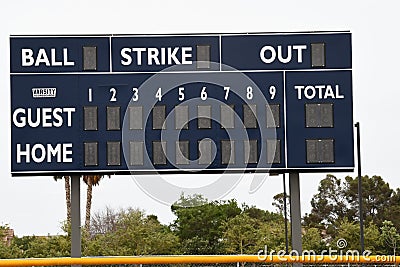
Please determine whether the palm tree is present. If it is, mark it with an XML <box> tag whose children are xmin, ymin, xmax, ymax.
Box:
<box><xmin>53</xmin><ymin>175</ymin><xmax>72</xmax><ymax>225</ymax></box>
<box><xmin>82</xmin><ymin>175</ymin><xmax>110</xmax><ymax>231</ymax></box>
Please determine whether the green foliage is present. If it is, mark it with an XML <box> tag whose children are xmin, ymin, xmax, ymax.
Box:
<box><xmin>364</xmin><ymin>221</ymin><xmax>382</xmax><ymax>254</ymax></box>
<box><xmin>272</xmin><ymin>192</ymin><xmax>290</xmax><ymax>216</ymax></box>
<box><xmin>345</xmin><ymin>175</ymin><xmax>393</xmax><ymax>227</ymax></box>
<box><xmin>4</xmin><ymin>173</ymin><xmax>400</xmax><ymax>258</ymax></box>
<box><xmin>0</xmin><ymin>224</ymin><xmax>21</xmax><ymax>258</ymax></box>
<box><xmin>22</xmin><ymin>235</ymin><xmax>70</xmax><ymax>258</ymax></box>
<box><xmin>303</xmin><ymin>174</ymin><xmax>352</xmax><ymax>230</ymax></box>
<box><xmin>84</xmin><ymin>208</ymin><xmax>178</xmax><ymax>256</ymax></box>
<box><xmin>171</xmin><ymin>196</ymin><xmax>241</xmax><ymax>254</ymax></box>
<box><xmin>222</xmin><ymin>213</ymin><xmax>258</xmax><ymax>254</ymax></box>
<box><xmin>1</xmin><ymin>234</ymin><xmax>69</xmax><ymax>258</ymax></box>
<box><xmin>331</xmin><ymin>218</ymin><xmax>361</xmax><ymax>251</ymax></box>
<box><xmin>255</xmin><ymin>219</ymin><xmax>288</xmax><ymax>252</ymax></box>
<box><xmin>302</xmin><ymin>228</ymin><xmax>326</xmax><ymax>253</ymax></box>
<box><xmin>384</xmin><ymin>189</ymin><xmax>400</xmax><ymax>230</ymax></box>
<box><xmin>172</xmin><ymin>193</ymin><xmax>208</xmax><ymax>208</ymax></box>
<box><xmin>242</xmin><ymin>205</ymin><xmax>284</xmax><ymax>223</ymax></box>
<box><xmin>0</xmin><ymin>241</ymin><xmax>22</xmax><ymax>259</ymax></box>
<box><xmin>380</xmin><ymin>220</ymin><xmax>400</xmax><ymax>255</ymax></box>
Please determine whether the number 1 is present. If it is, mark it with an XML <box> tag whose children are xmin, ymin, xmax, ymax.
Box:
<box><xmin>88</xmin><ymin>88</ymin><xmax>92</xmax><ymax>102</ymax></box>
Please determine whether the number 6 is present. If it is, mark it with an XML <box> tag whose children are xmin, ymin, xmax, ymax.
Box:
<box><xmin>201</xmin><ymin>86</ymin><xmax>207</xmax><ymax>100</ymax></box>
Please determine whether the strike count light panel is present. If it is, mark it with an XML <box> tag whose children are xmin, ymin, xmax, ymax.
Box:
<box><xmin>10</xmin><ymin>32</ymin><xmax>354</xmax><ymax>176</ymax></box>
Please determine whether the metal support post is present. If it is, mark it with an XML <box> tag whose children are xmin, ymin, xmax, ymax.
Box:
<box><xmin>283</xmin><ymin>173</ymin><xmax>289</xmax><ymax>254</ymax></box>
<box><xmin>289</xmin><ymin>172</ymin><xmax>302</xmax><ymax>266</ymax></box>
<box><xmin>71</xmin><ymin>175</ymin><xmax>81</xmax><ymax>267</ymax></box>
<box><xmin>355</xmin><ymin>122</ymin><xmax>365</xmax><ymax>253</ymax></box>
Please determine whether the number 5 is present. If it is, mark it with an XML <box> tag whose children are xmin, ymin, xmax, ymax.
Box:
<box><xmin>178</xmin><ymin>87</ymin><xmax>185</xmax><ymax>101</ymax></box>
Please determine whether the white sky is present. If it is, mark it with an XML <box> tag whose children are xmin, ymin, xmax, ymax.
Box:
<box><xmin>1</xmin><ymin>0</ymin><xmax>399</xmax><ymax>236</ymax></box>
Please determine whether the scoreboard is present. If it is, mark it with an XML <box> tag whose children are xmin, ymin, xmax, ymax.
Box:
<box><xmin>10</xmin><ymin>32</ymin><xmax>354</xmax><ymax>176</ymax></box>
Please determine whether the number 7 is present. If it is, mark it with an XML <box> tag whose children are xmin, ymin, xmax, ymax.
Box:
<box><xmin>224</xmin><ymin>86</ymin><xmax>230</xmax><ymax>100</ymax></box>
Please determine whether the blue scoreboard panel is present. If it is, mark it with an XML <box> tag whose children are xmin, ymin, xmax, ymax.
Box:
<box><xmin>10</xmin><ymin>32</ymin><xmax>353</xmax><ymax>176</ymax></box>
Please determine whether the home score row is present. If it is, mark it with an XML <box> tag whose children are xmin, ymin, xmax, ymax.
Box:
<box><xmin>10</xmin><ymin>32</ymin><xmax>354</xmax><ymax>175</ymax></box>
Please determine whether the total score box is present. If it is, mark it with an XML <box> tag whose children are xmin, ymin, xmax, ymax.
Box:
<box><xmin>10</xmin><ymin>32</ymin><xmax>354</xmax><ymax>176</ymax></box>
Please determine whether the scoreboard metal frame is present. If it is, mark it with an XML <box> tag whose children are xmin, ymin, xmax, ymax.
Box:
<box><xmin>10</xmin><ymin>32</ymin><xmax>354</xmax><ymax>176</ymax></box>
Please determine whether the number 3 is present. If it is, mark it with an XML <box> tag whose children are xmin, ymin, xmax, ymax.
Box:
<box><xmin>132</xmin><ymin>88</ymin><xmax>139</xmax><ymax>101</ymax></box>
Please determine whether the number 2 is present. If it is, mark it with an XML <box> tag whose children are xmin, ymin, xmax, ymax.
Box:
<box><xmin>110</xmin><ymin>88</ymin><xmax>117</xmax><ymax>102</ymax></box>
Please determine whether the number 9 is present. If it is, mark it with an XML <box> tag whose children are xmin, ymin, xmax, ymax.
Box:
<box><xmin>269</xmin><ymin>85</ymin><xmax>276</xmax><ymax>100</ymax></box>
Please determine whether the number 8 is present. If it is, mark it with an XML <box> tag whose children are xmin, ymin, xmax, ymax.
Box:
<box><xmin>246</xmin><ymin>86</ymin><xmax>253</xmax><ymax>100</ymax></box>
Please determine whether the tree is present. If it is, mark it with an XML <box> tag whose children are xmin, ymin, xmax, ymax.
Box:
<box><xmin>53</xmin><ymin>175</ymin><xmax>72</xmax><ymax>225</ymax></box>
<box><xmin>172</xmin><ymin>193</ymin><xmax>208</xmax><ymax>208</ymax></box>
<box><xmin>89</xmin><ymin>206</ymin><xmax>119</xmax><ymax>237</ymax></box>
<box><xmin>84</xmin><ymin>208</ymin><xmax>179</xmax><ymax>256</ymax></box>
<box><xmin>242</xmin><ymin>205</ymin><xmax>284</xmax><ymax>223</ymax></box>
<box><xmin>364</xmin><ymin>221</ymin><xmax>382</xmax><ymax>254</ymax></box>
<box><xmin>302</xmin><ymin>228</ymin><xmax>326</xmax><ymax>254</ymax></box>
<box><xmin>54</xmin><ymin>174</ymin><xmax>110</xmax><ymax>232</ymax></box>
<box><xmin>304</xmin><ymin>174</ymin><xmax>353</xmax><ymax>230</ymax></box>
<box><xmin>171</xmin><ymin>195</ymin><xmax>241</xmax><ymax>254</ymax></box>
<box><xmin>272</xmin><ymin>192</ymin><xmax>290</xmax><ymax>218</ymax></box>
<box><xmin>222</xmin><ymin>213</ymin><xmax>258</xmax><ymax>254</ymax></box>
<box><xmin>22</xmin><ymin>235</ymin><xmax>70</xmax><ymax>258</ymax></box>
<box><xmin>380</xmin><ymin>220</ymin><xmax>400</xmax><ymax>255</ymax></box>
<box><xmin>255</xmin><ymin>219</ymin><xmax>288</xmax><ymax>252</ymax></box>
<box><xmin>330</xmin><ymin>219</ymin><xmax>382</xmax><ymax>254</ymax></box>
<box><xmin>83</xmin><ymin>175</ymin><xmax>109</xmax><ymax>231</ymax></box>
<box><xmin>345</xmin><ymin>175</ymin><xmax>393</xmax><ymax>226</ymax></box>
<box><xmin>385</xmin><ymin>188</ymin><xmax>400</xmax><ymax>229</ymax></box>
<box><xmin>331</xmin><ymin>218</ymin><xmax>360</xmax><ymax>251</ymax></box>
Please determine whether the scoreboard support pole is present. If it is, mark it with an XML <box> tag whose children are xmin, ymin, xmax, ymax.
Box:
<box><xmin>71</xmin><ymin>175</ymin><xmax>81</xmax><ymax>267</ymax></box>
<box><xmin>289</xmin><ymin>172</ymin><xmax>302</xmax><ymax>264</ymax></box>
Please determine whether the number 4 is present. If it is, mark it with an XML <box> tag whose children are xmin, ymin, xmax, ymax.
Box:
<box><xmin>156</xmin><ymin>87</ymin><xmax>162</xmax><ymax>101</ymax></box>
